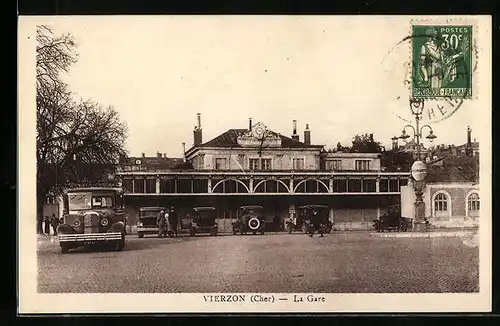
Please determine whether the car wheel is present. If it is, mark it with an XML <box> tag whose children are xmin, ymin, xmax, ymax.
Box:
<box><xmin>61</xmin><ymin>244</ymin><xmax>70</xmax><ymax>254</ymax></box>
<box><xmin>138</xmin><ymin>232</ymin><xmax>144</xmax><ymax>238</ymax></box>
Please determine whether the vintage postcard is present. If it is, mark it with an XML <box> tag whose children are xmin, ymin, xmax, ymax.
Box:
<box><xmin>18</xmin><ymin>15</ymin><xmax>492</xmax><ymax>314</ymax></box>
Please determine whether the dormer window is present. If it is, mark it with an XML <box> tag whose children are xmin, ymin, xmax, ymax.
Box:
<box><xmin>135</xmin><ymin>159</ymin><xmax>142</xmax><ymax>165</ymax></box>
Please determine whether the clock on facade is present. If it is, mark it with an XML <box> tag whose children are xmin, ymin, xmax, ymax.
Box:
<box><xmin>253</xmin><ymin>126</ymin><xmax>265</xmax><ymax>139</ymax></box>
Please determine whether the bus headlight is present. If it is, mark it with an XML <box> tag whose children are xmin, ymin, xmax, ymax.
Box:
<box><xmin>100</xmin><ymin>218</ymin><xmax>109</xmax><ymax>227</ymax></box>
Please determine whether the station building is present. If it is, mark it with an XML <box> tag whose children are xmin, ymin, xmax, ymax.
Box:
<box><xmin>116</xmin><ymin>114</ymin><xmax>410</xmax><ymax>232</ymax></box>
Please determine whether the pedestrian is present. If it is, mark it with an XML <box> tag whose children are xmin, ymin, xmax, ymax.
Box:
<box><xmin>167</xmin><ymin>207</ymin><xmax>178</xmax><ymax>237</ymax></box>
<box><xmin>43</xmin><ymin>215</ymin><xmax>51</xmax><ymax>235</ymax></box>
<box><xmin>157</xmin><ymin>210</ymin><xmax>166</xmax><ymax>237</ymax></box>
<box><xmin>50</xmin><ymin>213</ymin><xmax>59</xmax><ymax>236</ymax></box>
<box><xmin>308</xmin><ymin>210</ymin><xmax>324</xmax><ymax>238</ymax></box>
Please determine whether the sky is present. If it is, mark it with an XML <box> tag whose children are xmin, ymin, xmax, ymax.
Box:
<box><xmin>39</xmin><ymin>16</ymin><xmax>484</xmax><ymax>158</ymax></box>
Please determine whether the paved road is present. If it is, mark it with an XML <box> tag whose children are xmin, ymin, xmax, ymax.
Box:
<box><xmin>37</xmin><ymin>232</ymin><xmax>479</xmax><ymax>293</ymax></box>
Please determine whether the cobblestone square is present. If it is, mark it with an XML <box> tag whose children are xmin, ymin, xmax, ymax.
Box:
<box><xmin>37</xmin><ymin>232</ymin><xmax>479</xmax><ymax>293</ymax></box>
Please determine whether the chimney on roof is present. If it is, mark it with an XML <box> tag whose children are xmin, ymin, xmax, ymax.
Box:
<box><xmin>249</xmin><ymin>117</ymin><xmax>253</xmax><ymax>130</ymax></box>
<box><xmin>391</xmin><ymin>136</ymin><xmax>399</xmax><ymax>150</ymax></box>
<box><xmin>193</xmin><ymin>113</ymin><xmax>203</xmax><ymax>146</ymax></box>
<box><xmin>465</xmin><ymin>126</ymin><xmax>473</xmax><ymax>157</ymax></box>
<box><xmin>182</xmin><ymin>142</ymin><xmax>186</xmax><ymax>162</ymax></box>
<box><xmin>291</xmin><ymin>120</ymin><xmax>299</xmax><ymax>141</ymax></box>
<box><xmin>304</xmin><ymin>124</ymin><xmax>311</xmax><ymax>145</ymax></box>
<box><xmin>157</xmin><ymin>151</ymin><xmax>162</xmax><ymax>158</ymax></box>
<box><xmin>141</xmin><ymin>153</ymin><xmax>145</xmax><ymax>158</ymax></box>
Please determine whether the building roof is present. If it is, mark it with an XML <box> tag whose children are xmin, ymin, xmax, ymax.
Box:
<box><xmin>121</xmin><ymin>156</ymin><xmax>193</xmax><ymax>170</ymax></box>
<box><xmin>196</xmin><ymin>129</ymin><xmax>324</xmax><ymax>149</ymax></box>
<box><xmin>456</xmin><ymin>141</ymin><xmax>480</xmax><ymax>151</ymax></box>
<box><xmin>123</xmin><ymin>156</ymin><xmax>184</xmax><ymax>166</ymax></box>
<box><xmin>426</xmin><ymin>155</ymin><xmax>479</xmax><ymax>183</ymax></box>
<box><xmin>401</xmin><ymin>139</ymin><xmax>427</xmax><ymax>151</ymax></box>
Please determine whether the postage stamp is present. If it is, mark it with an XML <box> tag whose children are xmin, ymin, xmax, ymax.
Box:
<box><xmin>411</xmin><ymin>25</ymin><xmax>473</xmax><ymax>99</ymax></box>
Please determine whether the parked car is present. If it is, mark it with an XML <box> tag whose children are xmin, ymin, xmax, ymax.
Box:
<box><xmin>232</xmin><ymin>205</ymin><xmax>266</xmax><ymax>235</ymax></box>
<box><xmin>373</xmin><ymin>204</ymin><xmax>409</xmax><ymax>232</ymax></box>
<box><xmin>56</xmin><ymin>187</ymin><xmax>126</xmax><ymax>253</ymax></box>
<box><xmin>263</xmin><ymin>213</ymin><xmax>283</xmax><ymax>232</ymax></box>
<box><xmin>188</xmin><ymin>207</ymin><xmax>218</xmax><ymax>236</ymax></box>
<box><xmin>299</xmin><ymin>205</ymin><xmax>333</xmax><ymax>235</ymax></box>
<box><xmin>137</xmin><ymin>206</ymin><xmax>165</xmax><ymax>238</ymax></box>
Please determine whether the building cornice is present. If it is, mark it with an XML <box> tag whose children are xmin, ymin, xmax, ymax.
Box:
<box><xmin>185</xmin><ymin>146</ymin><xmax>325</xmax><ymax>159</ymax></box>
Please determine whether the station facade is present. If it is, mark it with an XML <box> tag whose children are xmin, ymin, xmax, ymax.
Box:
<box><xmin>117</xmin><ymin>115</ymin><xmax>410</xmax><ymax>232</ymax></box>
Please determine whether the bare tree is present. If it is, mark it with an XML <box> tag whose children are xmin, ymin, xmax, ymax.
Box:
<box><xmin>36</xmin><ymin>25</ymin><xmax>127</xmax><ymax>233</ymax></box>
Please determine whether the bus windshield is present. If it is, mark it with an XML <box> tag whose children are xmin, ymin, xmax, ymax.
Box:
<box><xmin>68</xmin><ymin>193</ymin><xmax>92</xmax><ymax>210</ymax></box>
<box><xmin>92</xmin><ymin>195</ymin><xmax>114</xmax><ymax>208</ymax></box>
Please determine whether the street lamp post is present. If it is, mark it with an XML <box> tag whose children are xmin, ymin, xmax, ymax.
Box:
<box><xmin>399</xmin><ymin>99</ymin><xmax>437</xmax><ymax>231</ymax></box>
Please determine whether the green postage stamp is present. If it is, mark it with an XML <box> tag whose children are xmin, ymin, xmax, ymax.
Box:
<box><xmin>411</xmin><ymin>25</ymin><xmax>473</xmax><ymax>99</ymax></box>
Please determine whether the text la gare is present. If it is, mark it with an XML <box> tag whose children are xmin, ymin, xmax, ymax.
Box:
<box><xmin>294</xmin><ymin>294</ymin><xmax>326</xmax><ymax>303</ymax></box>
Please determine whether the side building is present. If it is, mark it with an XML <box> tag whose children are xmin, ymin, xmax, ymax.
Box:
<box><xmin>400</xmin><ymin>154</ymin><xmax>480</xmax><ymax>228</ymax></box>
<box><xmin>117</xmin><ymin>114</ymin><xmax>410</xmax><ymax>232</ymax></box>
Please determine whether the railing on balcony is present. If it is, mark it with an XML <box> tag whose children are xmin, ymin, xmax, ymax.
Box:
<box><xmin>116</xmin><ymin>171</ymin><xmax>410</xmax><ymax>196</ymax></box>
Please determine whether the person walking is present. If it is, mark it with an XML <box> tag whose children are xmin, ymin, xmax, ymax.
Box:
<box><xmin>308</xmin><ymin>210</ymin><xmax>324</xmax><ymax>238</ymax></box>
<box><xmin>167</xmin><ymin>207</ymin><xmax>178</xmax><ymax>238</ymax></box>
<box><xmin>43</xmin><ymin>215</ymin><xmax>51</xmax><ymax>235</ymax></box>
<box><xmin>50</xmin><ymin>213</ymin><xmax>59</xmax><ymax>236</ymax></box>
<box><xmin>157</xmin><ymin>210</ymin><xmax>166</xmax><ymax>238</ymax></box>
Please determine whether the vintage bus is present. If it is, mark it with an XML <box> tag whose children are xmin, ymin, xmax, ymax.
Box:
<box><xmin>56</xmin><ymin>187</ymin><xmax>126</xmax><ymax>253</ymax></box>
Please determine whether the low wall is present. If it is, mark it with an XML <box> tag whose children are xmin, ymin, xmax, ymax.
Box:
<box><xmin>430</xmin><ymin>216</ymin><xmax>479</xmax><ymax>229</ymax></box>
<box><xmin>332</xmin><ymin>222</ymin><xmax>374</xmax><ymax>231</ymax></box>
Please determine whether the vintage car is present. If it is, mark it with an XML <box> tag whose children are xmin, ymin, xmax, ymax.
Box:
<box><xmin>137</xmin><ymin>206</ymin><xmax>165</xmax><ymax>238</ymax></box>
<box><xmin>232</xmin><ymin>205</ymin><xmax>266</xmax><ymax>235</ymax></box>
<box><xmin>56</xmin><ymin>187</ymin><xmax>126</xmax><ymax>253</ymax></box>
<box><xmin>373</xmin><ymin>204</ymin><xmax>409</xmax><ymax>232</ymax></box>
<box><xmin>185</xmin><ymin>207</ymin><xmax>218</xmax><ymax>236</ymax></box>
<box><xmin>263</xmin><ymin>213</ymin><xmax>283</xmax><ymax>232</ymax></box>
<box><xmin>298</xmin><ymin>205</ymin><xmax>333</xmax><ymax>235</ymax></box>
